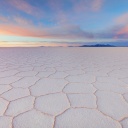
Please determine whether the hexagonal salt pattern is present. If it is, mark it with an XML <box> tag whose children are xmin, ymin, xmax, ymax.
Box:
<box><xmin>55</xmin><ymin>108</ymin><xmax>121</xmax><ymax>128</ymax></box>
<box><xmin>35</xmin><ymin>93</ymin><xmax>70</xmax><ymax>115</ymax></box>
<box><xmin>68</xmin><ymin>94</ymin><xmax>96</xmax><ymax>108</ymax></box>
<box><xmin>2</xmin><ymin>88</ymin><xmax>30</xmax><ymax>101</ymax></box>
<box><xmin>12</xmin><ymin>76</ymin><xmax>40</xmax><ymax>88</ymax></box>
<box><xmin>0</xmin><ymin>98</ymin><xmax>9</xmax><ymax>116</ymax></box>
<box><xmin>0</xmin><ymin>76</ymin><xmax>22</xmax><ymax>84</ymax></box>
<box><xmin>66</xmin><ymin>74</ymin><xmax>95</xmax><ymax>83</ymax></box>
<box><xmin>0</xmin><ymin>47</ymin><xmax>128</xmax><ymax>128</ymax></box>
<box><xmin>5</xmin><ymin>96</ymin><xmax>35</xmax><ymax>116</ymax></box>
<box><xmin>63</xmin><ymin>83</ymin><xmax>96</xmax><ymax>93</ymax></box>
<box><xmin>0</xmin><ymin>85</ymin><xmax>12</xmax><ymax>94</ymax></box>
<box><xmin>30</xmin><ymin>78</ymin><xmax>68</xmax><ymax>96</ymax></box>
<box><xmin>121</xmin><ymin>118</ymin><xmax>128</xmax><ymax>128</ymax></box>
<box><xmin>96</xmin><ymin>91</ymin><xmax>128</xmax><ymax>120</ymax></box>
<box><xmin>0</xmin><ymin>116</ymin><xmax>12</xmax><ymax>128</ymax></box>
<box><xmin>13</xmin><ymin>110</ymin><xmax>54</xmax><ymax>128</ymax></box>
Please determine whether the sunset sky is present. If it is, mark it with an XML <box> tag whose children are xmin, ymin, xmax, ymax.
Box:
<box><xmin>0</xmin><ymin>0</ymin><xmax>128</xmax><ymax>46</ymax></box>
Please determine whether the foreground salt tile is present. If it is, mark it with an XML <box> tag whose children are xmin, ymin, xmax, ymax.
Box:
<box><xmin>85</xmin><ymin>71</ymin><xmax>108</xmax><ymax>77</ymax></box>
<box><xmin>66</xmin><ymin>74</ymin><xmax>95</xmax><ymax>83</ymax></box>
<box><xmin>44</xmin><ymin>67</ymin><xmax>56</xmax><ymax>72</ymax></box>
<box><xmin>0</xmin><ymin>76</ymin><xmax>22</xmax><ymax>84</ymax></box>
<box><xmin>2</xmin><ymin>88</ymin><xmax>30</xmax><ymax>101</ymax></box>
<box><xmin>13</xmin><ymin>110</ymin><xmax>54</xmax><ymax>128</ymax></box>
<box><xmin>96</xmin><ymin>91</ymin><xmax>128</xmax><ymax>120</ymax></box>
<box><xmin>97</xmin><ymin>77</ymin><xmax>127</xmax><ymax>86</ymax></box>
<box><xmin>12</xmin><ymin>76</ymin><xmax>40</xmax><ymax>88</ymax></box>
<box><xmin>94</xmin><ymin>82</ymin><xmax>128</xmax><ymax>94</ymax></box>
<box><xmin>68</xmin><ymin>94</ymin><xmax>96</xmax><ymax>108</ymax></box>
<box><xmin>123</xmin><ymin>93</ymin><xmax>128</xmax><ymax>103</ymax></box>
<box><xmin>0</xmin><ymin>116</ymin><xmax>12</xmax><ymax>128</ymax></box>
<box><xmin>0</xmin><ymin>85</ymin><xmax>12</xmax><ymax>94</ymax></box>
<box><xmin>63</xmin><ymin>83</ymin><xmax>96</xmax><ymax>93</ymax></box>
<box><xmin>49</xmin><ymin>72</ymin><xmax>68</xmax><ymax>79</ymax></box>
<box><xmin>16</xmin><ymin>71</ymin><xmax>38</xmax><ymax>77</ymax></box>
<box><xmin>120</xmin><ymin>78</ymin><xmax>128</xmax><ymax>84</ymax></box>
<box><xmin>55</xmin><ymin>66</ymin><xmax>74</xmax><ymax>71</ymax></box>
<box><xmin>37</xmin><ymin>71</ymin><xmax>55</xmax><ymax>78</ymax></box>
<box><xmin>0</xmin><ymin>98</ymin><xmax>8</xmax><ymax>116</ymax></box>
<box><xmin>109</xmin><ymin>69</ymin><xmax>128</xmax><ymax>78</ymax></box>
<box><xmin>0</xmin><ymin>70</ymin><xmax>18</xmax><ymax>78</ymax></box>
<box><xmin>35</xmin><ymin>93</ymin><xmax>70</xmax><ymax>116</ymax></box>
<box><xmin>6</xmin><ymin>96</ymin><xmax>35</xmax><ymax>116</ymax></box>
<box><xmin>17</xmin><ymin>67</ymin><xmax>33</xmax><ymax>71</ymax></box>
<box><xmin>33</xmin><ymin>66</ymin><xmax>46</xmax><ymax>72</ymax></box>
<box><xmin>121</xmin><ymin>118</ymin><xmax>128</xmax><ymax>128</ymax></box>
<box><xmin>55</xmin><ymin>108</ymin><xmax>121</xmax><ymax>128</ymax></box>
<box><xmin>84</xmin><ymin>67</ymin><xmax>99</xmax><ymax>72</ymax></box>
<box><xmin>30</xmin><ymin>78</ymin><xmax>68</xmax><ymax>96</ymax></box>
<box><xmin>65</xmin><ymin>69</ymin><xmax>85</xmax><ymax>75</ymax></box>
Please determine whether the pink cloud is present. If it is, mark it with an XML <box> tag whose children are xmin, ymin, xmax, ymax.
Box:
<box><xmin>7</xmin><ymin>0</ymin><xmax>43</xmax><ymax>17</ymax></box>
<box><xmin>116</xmin><ymin>13</ymin><xmax>128</xmax><ymax>25</ymax></box>
<box><xmin>91</xmin><ymin>0</ymin><xmax>103</xmax><ymax>11</ymax></box>
<box><xmin>114</xmin><ymin>13</ymin><xmax>128</xmax><ymax>38</ymax></box>
<box><xmin>116</xmin><ymin>26</ymin><xmax>128</xmax><ymax>38</ymax></box>
<box><xmin>0</xmin><ymin>15</ymin><xmax>8</xmax><ymax>22</ymax></box>
<box><xmin>13</xmin><ymin>16</ymin><xmax>33</xmax><ymax>25</ymax></box>
<box><xmin>0</xmin><ymin>22</ymin><xmax>93</xmax><ymax>39</ymax></box>
<box><xmin>71</xmin><ymin>0</ymin><xmax>103</xmax><ymax>13</ymax></box>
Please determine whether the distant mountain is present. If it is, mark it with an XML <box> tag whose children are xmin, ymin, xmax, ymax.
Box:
<box><xmin>80</xmin><ymin>44</ymin><xmax>116</xmax><ymax>47</ymax></box>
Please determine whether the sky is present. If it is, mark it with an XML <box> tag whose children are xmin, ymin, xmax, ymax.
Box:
<box><xmin>0</xmin><ymin>0</ymin><xmax>128</xmax><ymax>47</ymax></box>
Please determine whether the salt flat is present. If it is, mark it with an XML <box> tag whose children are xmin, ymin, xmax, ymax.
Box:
<box><xmin>0</xmin><ymin>47</ymin><xmax>128</xmax><ymax>128</ymax></box>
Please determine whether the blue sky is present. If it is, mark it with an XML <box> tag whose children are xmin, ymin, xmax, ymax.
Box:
<box><xmin>0</xmin><ymin>0</ymin><xmax>128</xmax><ymax>46</ymax></box>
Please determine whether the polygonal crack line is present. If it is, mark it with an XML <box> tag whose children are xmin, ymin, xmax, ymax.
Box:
<box><xmin>90</xmin><ymin>77</ymin><xmax>99</xmax><ymax>109</ymax></box>
<box><xmin>13</xmin><ymin>71</ymin><xmax>23</xmax><ymax>77</ymax></box>
<box><xmin>120</xmin><ymin>94</ymin><xmax>128</xmax><ymax>105</ymax></box>
<box><xmin>96</xmin><ymin>89</ymin><xmax>128</xmax><ymax>95</ymax></box>
<box><xmin>119</xmin><ymin>116</ymin><xmax>128</xmax><ymax>123</ymax></box>
<box><xmin>2</xmin><ymin>95</ymin><xmax>32</xmax><ymax>109</ymax></box>
<box><xmin>47</xmin><ymin>71</ymin><xmax>58</xmax><ymax>78</ymax></box>
<box><xmin>0</xmin><ymin>72</ymin><xmax>22</xmax><ymax>79</ymax></box>
<box><xmin>11</xmin><ymin>109</ymin><xmax>49</xmax><ymax>127</ymax></box>
<box><xmin>65</xmin><ymin>94</ymin><xmax>71</xmax><ymax>107</ymax></box>
<box><xmin>66</xmin><ymin>92</ymin><xmax>97</xmax><ymax>109</ymax></box>
<box><xmin>1</xmin><ymin>99</ymin><xmax>10</xmax><ymax>116</ymax></box>
<box><xmin>95</xmin><ymin>91</ymin><xmax>121</xmax><ymax>122</ymax></box>
<box><xmin>6</xmin><ymin>77</ymin><xmax>25</xmax><ymax>85</ymax></box>
<box><xmin>62</xmin><ymin>82</ymin><xmax>70</xmax><ymax>92</ymax></box>
<box><xmin>52</xmin><ymin>108</ymin><xmax>71</xmax><ymax>128</ymax></box>
<box><xmin>106</xmin><ymin>69</ymin><xmax>116</xmax><ymax>77</ymax></box>
<box><xmin>1</xmin><ymin>88</ymin><xmax>14</xmax><ymax>97</ymax></box>
<box><xmin>33</xmin><ymin>92</ymin><xmax>71</xmax><ymax>117</ymax></box>
<box><xmin>26</xmin><ymin>77</ymin><xmax>42</xmax><ymax>90</ymax></box>
<box><xmin>5</xmin><ymin>96</ymin><xmax>36</xmax><ymax>118</ymax></box>
<box><xmin>0</xmin><ymin>86</ymin><xmax>12</xmax><ymax>96</ymax></box>
<box><xmin>117</xmin><ymin>78</ymin><xmax>128</xmax><ymax>86</ymax></box>
<box><xmin>35</xmin><ymin>71</ymin><xmax>40</xmax><ymax>77</ymax></box>
<box><xmin>63</xmin><ymin>92</ymin><xmax>95</xmax><ymax>95</ymax></box>
<box><xmin>53</xmin><ymin>106</ymin><xmax>121</xmax><ymax>128</ymax></box>
<box><xmin>93</xmin><ymin>90</ymin><xmax>98</xmax><ymax>109</ymax></box>
<box><xmin>33</xmin><ymin>91</ymin><xmax>66</xmax><ymax>98</ymax></box>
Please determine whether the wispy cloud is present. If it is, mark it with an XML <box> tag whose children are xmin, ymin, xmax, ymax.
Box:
<box><xmin>116</xmin><ymin>13</ymin><xmax>128</xmax><ymax>25</ymax></box>
<box><xmin>0</xmin><ymin>15</ymin><xmax>8</xmax><ymax>22</ymax></box>
<box><xmin>71</xmin><ymin>0</ymin><xmax>103</xmax><ymax>13</ymax></box>
<box><xmin>114</xmin><ymin>13</ymin><xmax>128</xmax><ymax>38</ymax></box>
<box><xmin>91</xmin><ymin>0</ymin><xmax>103</xmax><ymax>11</ymax></box>
<box><xmin>6</xmin><ymin>0</ymin><xmax>43</xmax><ymax>17</ymax></box>
<box><xmin>0</xmin><ymin>22</ymin><xmax>93</xmax><ymax>40</ymax></box>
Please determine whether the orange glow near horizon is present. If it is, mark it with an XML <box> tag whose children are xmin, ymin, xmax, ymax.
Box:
<box><xmin>0</xmin><ymin>42</ymin><xmax>73</xmax><ymax>47</ymax></box>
